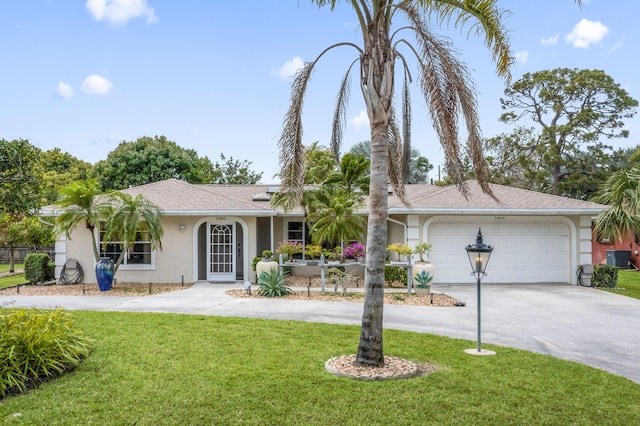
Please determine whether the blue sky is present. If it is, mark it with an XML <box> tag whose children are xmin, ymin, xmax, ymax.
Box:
<box><xmin>1</xmin><ymin>1</ymin><xmax>638</xmax><ymax>183</ymax></box>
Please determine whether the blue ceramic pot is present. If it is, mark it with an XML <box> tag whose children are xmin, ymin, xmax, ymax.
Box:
<box><xmin>95</xmin><ymin>257</ymin><xmax>115</xmax><ymax>291</ymax></box>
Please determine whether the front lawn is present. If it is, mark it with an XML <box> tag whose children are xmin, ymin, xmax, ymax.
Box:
<box><xmin>606</xmin><ymin>269</ymin><xmax>640</xmax><ymax>299</ymax></box>
<box><xmin>1</xmin><ymin>311</ymin><xmax>638</xmax><ymax>425</ymax></box>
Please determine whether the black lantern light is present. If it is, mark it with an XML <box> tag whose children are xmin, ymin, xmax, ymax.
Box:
<box><xmin>464</xmin><ymin>228</ymin><xmax>495</xmax><ymax>355</ymax></box>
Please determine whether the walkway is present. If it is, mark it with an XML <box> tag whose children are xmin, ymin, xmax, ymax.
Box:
<box><xmin>1</xmin><ymin>282</ymin><xmax>639</xmax><ymax>384</ymax></box>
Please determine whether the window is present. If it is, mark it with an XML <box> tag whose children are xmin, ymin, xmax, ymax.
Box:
<box><xmin>286</xmin><ymin>220</ymin><xmax>311</xmax><ymax>260</ymax></box>
<box><xmin>99</xmin><ymin>226</ymin><xmax>155</xmax><ymax>269</ymax></box>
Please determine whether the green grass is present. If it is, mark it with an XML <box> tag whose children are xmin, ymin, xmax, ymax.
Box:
<box><xmin>1</xmin><ymin>311</ymin><xmax>638</xmax><ymax>425</ymax></box>
<box><xmin>0</xmin><ymin>264</ymin><xmax>24</xmax><ymax>274</ymax></box>
<box><xmin>605</xmin><ymin>269</ymin><xmax>640</xmax><ymax>299</ymax></box>
<box><xmin>0</xmin><ymin>264</ymin><xmax>27</xmax><ymax>289</ymax></box>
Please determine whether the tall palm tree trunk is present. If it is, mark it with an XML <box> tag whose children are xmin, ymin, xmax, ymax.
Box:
<box><xmin>356</xmin><ymin>23</ymin><xmax>394</xmax><ymax>366</ymax></box>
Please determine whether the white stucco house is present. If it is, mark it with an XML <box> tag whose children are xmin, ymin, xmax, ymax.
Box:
<box><xmin>42</xmin><ymin>178</ymin><xmax>608</xmax><ymax>285</ymax></box>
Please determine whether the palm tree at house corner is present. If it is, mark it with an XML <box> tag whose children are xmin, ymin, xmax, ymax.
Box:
<box><xmin>278</xmin><ymin>1</ymin><xmax>513</xmax><ymax>367</ymax></box>
<box><xmin>103</xmin><ymin>192</ymin><xmax>163</xmax><ymax>274</ymax></box>
<box><xmin>54</xmin><ymin>179</ymin><xmax>110</xmax><ymax>263</ymax></box>
<box><xmin>55</xmin><ymin>181</ymin><xmax>163</xmax><ymax>279</ymax></box>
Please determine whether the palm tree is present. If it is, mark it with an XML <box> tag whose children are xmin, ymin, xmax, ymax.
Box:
<box><xmin>103</xmin><ymin>192</ymin><xmax>164</xmax><ymax>274</ymax></box>
<box><xmin>592</xmin><ymin>167</ymin><xmax>640</xmax><ymax>242</ymax></box>
<box><xmin>54</xmin><ymin>179</ymin><xmax>110</xmax><ymax>263</ymax></box>
<box><xmin>307</xmin><ymin>185</ymin><xmax>367</xmax><ymax>246</ymax></box>
<box><xmin>278</xmin><ymin>1</ymin><xmax>513</xmax><ymax>367</ymax></box>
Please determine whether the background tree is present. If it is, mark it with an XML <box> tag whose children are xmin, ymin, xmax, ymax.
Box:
<box><xmin>91</xmin><ymin>136</ymin><xmax>215</xmax><ymax>190</ymax></box>
<box><xmin>210</xmin><ymin>154</ymin><xmax>263</xmax><ymax>184</ymax></box>
<box><xmin>304</xmin><ymin>142</ymin><xmax>336</xmax><ymax>184</ymax></box>
<box><xmin>0</xmin><ymin>139</ymin><xmax>44</xmax><ymax>216</ymax></box>
<box><xmin>40</xmin><ymin>148</ymin><xmax>92</xmax><ymax>204</ymax></box>
<box><xmin>499</xmin><ymin>68</ymin><xmax>638</xmax><ymax>196</ymax></box>
<box><xmin>348</xmin><ymin>140</ymin><xmax>433</xmax><ymax>183</ymax></box>
<box><xmin>278</xmin><ymin>0</ymin><xmax>512</xmax><ymax>367</ymax></box>
<box><xmin>0</xmin><ymin>139</ymin><xmax>45</xmax><ymax>271</ymax></box>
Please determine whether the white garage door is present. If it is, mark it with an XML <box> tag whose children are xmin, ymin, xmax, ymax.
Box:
<box><xmin>427</xmin><ymin>217</ymin><xmax>570</xmax><ymax>284</ymax></box>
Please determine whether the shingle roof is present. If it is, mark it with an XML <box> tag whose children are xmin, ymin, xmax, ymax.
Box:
<box><xmin>388</xmin><ymin>180</ymin><xmax>608</xmax><ymax>215</ymax></box>
<box><xmin>40</xmin><ymin>178</ymin><xmax>608</xmax><ymax>217</ymax></box>
<box><xmin>132</xmin><ymin>179</ymin><xmax>607</xmax><ymax>216</ymax></box>
<box><xmin>119</xmin><ymin>179</ymin><xmax>277</xmax><ymax>216</ymax></box>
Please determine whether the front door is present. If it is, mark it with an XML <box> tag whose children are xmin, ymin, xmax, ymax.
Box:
<box><xmin>208</xmin><ymin>223</ymin><xmax>235</xmax><ymax>281</ymax></box>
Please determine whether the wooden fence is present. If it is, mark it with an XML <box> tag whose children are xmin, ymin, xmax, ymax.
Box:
<box><xmin>0</xmin><ymin>246</ymin><xmax>55</xmax><ymax>264</ymax></box>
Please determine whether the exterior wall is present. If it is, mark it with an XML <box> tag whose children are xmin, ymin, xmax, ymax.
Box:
<box><xmin>592</xmin><ymin>229</ymin><xmax>640</xmax><ymax>267</ymax></box>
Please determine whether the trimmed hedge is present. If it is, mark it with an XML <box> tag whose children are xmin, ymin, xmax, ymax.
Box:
<box><xmin>592</xmin><ymin>265</ymin><xmax>619</xmax><ymax>288</ymax></box>
<box><xmin>24</xmin><ymin>253</ymin><xmax>55</xmax><ymax>285</ymax></box>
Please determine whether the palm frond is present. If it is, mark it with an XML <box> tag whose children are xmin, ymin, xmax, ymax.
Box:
<box><xmin>416</xmin><ymin>0</ymin><xmax>514</xmax><ymax>83</ymax></box>
<box><xmin>401</xmin><ymin>71</ymin><xmax>412</xmax><ymax>184</ymax></box>
<box><xmin>278</xmin><ymin>61</ymin><xmax>315</xmax><ymax>209</ymax></box>
<box><xmin>331</xmin><ymin>61</ymin><xmax>357</xmax><ymax>162</ymax></box>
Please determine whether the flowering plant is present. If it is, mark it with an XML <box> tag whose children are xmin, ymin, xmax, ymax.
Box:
<box><xmin>343</xmin><ymin>242</ymin><xmax>365</xmax><ymax>259</ymax></box>
<box><xmin>386</xmin><ymin>243</ymin><xmax>413</xmax><ymax>257</ymax></box>
<box><xmin>276</xmin><ymin>241</ymin><xmax>302</xmax><ymax>257</ymax></box>
<box><xmin>304</xmin><ymin>244</ymin><xmax>323</xmax><ymax>260</ymax></box>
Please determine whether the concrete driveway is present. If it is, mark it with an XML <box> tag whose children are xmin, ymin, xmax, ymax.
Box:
<box><xmin>1</xmin><ymin>282</ymin><xmax>639</xmax><ymax>384</ymax></box>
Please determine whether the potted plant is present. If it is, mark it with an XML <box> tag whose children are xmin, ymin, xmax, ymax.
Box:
<box><xmin>276</xmin><ymin>240</ymin><xmax>302</xmax><ymax>262</ymax></box>
<box><xmin>413</xmin><ymin>242</ymin><xmax>432</xmax><ymax>262</ymax></box>
<box><xmin>256</xmin><ymin>249</ymin><xmax>278</xmax><ymax>281</ymax></box>
<box><xmin>386</xmin><ymin>243</ymin><xmax>413</xmax><ymax>263</ymax></box>
<box><xmin>323</xmin><ymin>247</ymin><xmax>342</xmax><ymax>264</ymax></box>
<box><xmin>343</xmin><ymin>242</ymin><xmax>365</xmax><ymax>262</ymax></box>
<box><xmin>304</xmin><ymin>244</ymin><xmax>323</xmax><ymax>265</ymax></box>
<box><xmin>412</xmin><ymin>241</ymin><xmax>434</xmax><ymax>296</ymax></box>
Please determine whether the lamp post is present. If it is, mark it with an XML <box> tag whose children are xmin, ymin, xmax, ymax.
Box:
<box><xmin>464</xmin><ymin>228</ymin><xmax>495</xmax><ymax>356</ymax></box>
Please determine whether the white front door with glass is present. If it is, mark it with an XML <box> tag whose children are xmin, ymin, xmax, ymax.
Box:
<box><xmin>207</xmin><ymin>222</ymin><xmax>235</xmax><ymax>281</ymax></box>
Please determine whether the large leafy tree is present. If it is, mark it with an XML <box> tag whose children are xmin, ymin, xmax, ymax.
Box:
<box><xmin>499</xmin><ymin>68</ymin><xmax>638</xmax><ymax>196</ymax></box>
<box><xmin>40</xmin><ymin>148</ymin><xmax>93</xmax><ymax>204</ymax></box>
<box><xmin>0</xmin><ymin>139</ymin><xmax>45</xmax><ymax>271</ymax></box>
<box><xmin>210</xmin><ymin>154</ymin><xmax>263</xmax><ymax>184</ymax></box>
<box><xmin>91</xmin><ymin>136</ymin><xmax>215</xmax><ymax>190</ymax></box>
<box><xmin>278</xmin><ymin>0</ymin><xmax>512</xmax><ymax>366</ymax></box>
<box><xmin>0</xmin><ymin>139</ymin><xmax>44</xmax><ymax>217</ymax></box>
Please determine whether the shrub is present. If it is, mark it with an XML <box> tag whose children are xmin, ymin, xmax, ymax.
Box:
<box><xmin>592</xmin><ymin>265</ymin><xmax>619</xmax><ymax>288</ymax></box>
<box><xmin>257</xmin><ymin>268</ymin><xmax>292</xmax><ymax>297</ymax></box>
<box><xmin>0</xmin><ymin>308</ymin><xmax>92</xmax><ymax>399</ymax></box>
<box><xmin>24</xmin><ymin>253</ymin><xmax>55</xmax><ymax>285</ymax></box>
<box><xmin>385</xmin><ymin>265</ymin><xmax>407</xmax><ymax>287</ymax></box>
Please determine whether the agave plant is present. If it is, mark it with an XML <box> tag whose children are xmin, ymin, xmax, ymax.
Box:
<box><xmin>257</xmin><ymin>268</ymin><xmax>292</xmax><ymax>297</ymax></box>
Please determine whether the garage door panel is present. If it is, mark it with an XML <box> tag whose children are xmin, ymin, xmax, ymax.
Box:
<box><xmin>427</xmin><ymin>218</ymin><xmax>570</xmax><ymax>284</ymax></box>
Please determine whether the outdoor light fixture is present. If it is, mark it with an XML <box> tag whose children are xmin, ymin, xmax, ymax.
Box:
<box><xmin>179</xmin><ymin>224</ymin><xmax>186</xmax><ymax>231</ymax></box>
<box><xmin>465</xmin><ymin>228</ymin><xmax>495</xmax><ymax>356</ymax></box>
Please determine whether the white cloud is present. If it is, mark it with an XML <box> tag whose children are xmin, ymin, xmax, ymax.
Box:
<box><xmin>272</xmin><ymin>56</ymin><xmax>304</xmax><ymax>79</ymax></box>
<box><xmin>349</xmin><ymin>110</ymin><xmax>369</xmax><ymax>129</ymax></box>
<box><xmin>56</xmin><ymin>81</ymin><xmax>74</xmax><ymax>98</ymax></box>
<box><xmin>565</xmin><ymin>18</ymin><xmax>608</xmax><ymax>48</ymax></box>
<box><xmin>514</xmin><ymin>50</ymin><xmax>529</xmax><ymax>64</ymax></box>
<box><xmin>540</xmin><ymin>34</ymin><xmax>559</xmax><ymax>46</ymax></box>
<box><xmin>86</xmin><ymin>0</ymin><xmax>157</xmax><ymax>25</ymax></box>
<box><xmin>81</xmin><ymin>74</ymin><xmax>114</xmax><ymax>95</ymax></box>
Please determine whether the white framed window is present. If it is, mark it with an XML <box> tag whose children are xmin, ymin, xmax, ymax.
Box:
<box><xmin>284</xmin><ymin>220</ymin><xmax>312</xmax><ymax>260</ymax></box>
<box><xmin>98</xmin><ymin>227</ymin><xmax>155</xmax><ymax>270</ymax></box>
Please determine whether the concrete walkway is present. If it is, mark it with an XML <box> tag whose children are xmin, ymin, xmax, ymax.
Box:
<box><xmin>1</xmin><ymin>282</ymin><xmax>639</xmax><ymax>384</ymax></box>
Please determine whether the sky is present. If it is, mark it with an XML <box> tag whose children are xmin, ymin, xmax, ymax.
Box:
<box><xmin>1</xmin><ymin>0</ymin><xmax>639</xmax><ymax>183</ymax></box>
